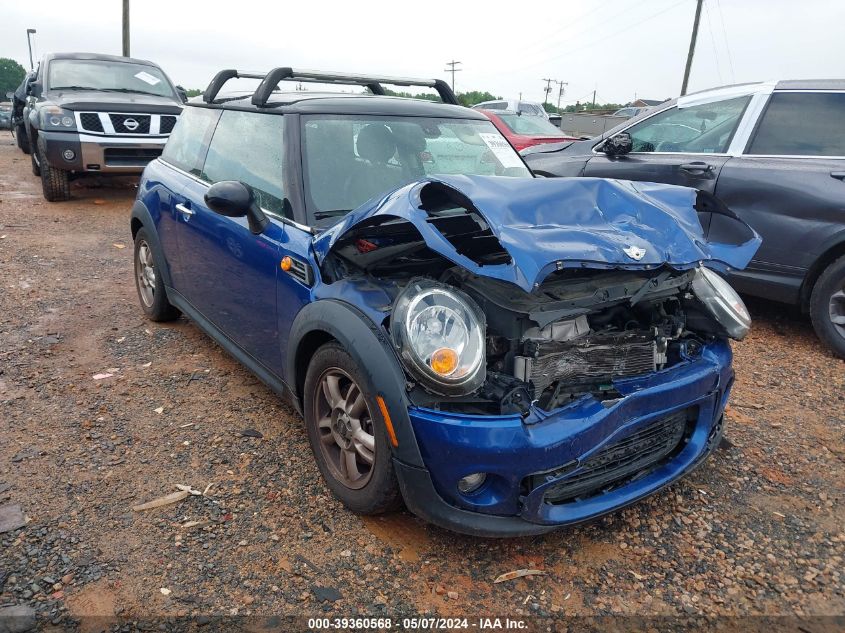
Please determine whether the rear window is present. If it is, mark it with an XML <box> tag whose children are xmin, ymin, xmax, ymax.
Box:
<box><xmin>496</xmin><ymin>113</ymin><xmax>567</xmax><ymax>136</ymax></box>
<box><xmin>747</xmin><ymin>92</ymin><xmax>845</xmax><ymax>157</ymax></box>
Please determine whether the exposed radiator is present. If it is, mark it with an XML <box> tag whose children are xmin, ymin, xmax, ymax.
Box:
<box><xmin>515</xmin><ymin>331</ymin><xmax>657</xmax><ymax>394</ymax></box>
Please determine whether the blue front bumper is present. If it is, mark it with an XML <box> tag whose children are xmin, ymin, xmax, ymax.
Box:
<box><xmin>395</xmin><ymin>340</ymin><xmax>733</xmax><ymax>536</ymax></box>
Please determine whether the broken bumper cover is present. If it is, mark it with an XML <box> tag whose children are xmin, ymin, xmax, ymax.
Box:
<box><xmin>395</xmin><ymin>340</ymin><xmax>732</xmax><ymax>537</ymax></box>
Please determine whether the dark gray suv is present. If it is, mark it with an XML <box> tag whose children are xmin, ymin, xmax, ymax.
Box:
<box><xmin>524</xmin><ymin>80</ymin><xmax>845</xmax><ymax>358</ymax></box>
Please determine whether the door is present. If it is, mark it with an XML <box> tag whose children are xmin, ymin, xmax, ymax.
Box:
<box><xmin>584</xmin><ymin>95</ymin><xmax>752</xmax><ymax>194</ymax></box>
<box><xmin>714</xmin><ymin>91</ymin><xmax>845</xmax><ymax>303</ymax></box>
<box><xmin>174</xmin><ymin>109</ymin><xmax>304</xmax><ymax>376</ymax></box>
<box><xmin>155</xmin><ymin>107</ymin><xmax>220</xmax><ymax>290</ymax></box>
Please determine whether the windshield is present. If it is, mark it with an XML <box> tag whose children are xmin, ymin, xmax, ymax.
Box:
<box><xmin>302</xmin><ymin>115</ymin><xmax>532</xmax><ymax>224</ymax></box>
<box><xmin>495</xmin><ymin>113</ymin><xmax>567</xmax><ymax>136</ymax></box>
<box><xmin>47</xmin><ymin>59</ymin><xmax>174</xmax><ymax>98</ymax></box>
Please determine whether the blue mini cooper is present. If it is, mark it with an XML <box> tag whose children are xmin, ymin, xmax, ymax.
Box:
<box><xmin>130</xmin><ymin>68</ymin><xmax>761</xmax><ymax>536</ymax></box>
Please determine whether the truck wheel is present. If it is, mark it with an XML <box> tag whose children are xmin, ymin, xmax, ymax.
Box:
<box><xmin>303</xmin><ymin>342</ymin><xmax>402</xmax><ymax>515</ymax></box>
<box><xmin>37</xmin><ymin>139</ymin><xmax>71</xmax><ymax>202</ymax></box>
<box><xmin>15</xmin><ymin>124</ymin><xmax>31</xmax><ymax>154</ymax></box>
<box><xmin>133</xmin><ymin>227</ymin><xmax>180</xmax><ymax>322</ymax></box>
<box><xmin>30</xmin><ymin>149</ymin><xmax>40</xmax><ymax>177</ymax></box>
<box><xmin>809</xmin><ymin>255</ymin><xmax>845</xmax><ymax>359</ymax></box>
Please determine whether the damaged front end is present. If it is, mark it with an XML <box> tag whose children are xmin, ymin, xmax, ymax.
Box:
<box><xmin>312</xmin><ymin>175</ymin><xmax>759</xmax><ymax>532</ymax></box>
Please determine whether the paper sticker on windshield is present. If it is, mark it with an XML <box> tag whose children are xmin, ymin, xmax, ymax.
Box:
<box><xmin>479</xmin><ymin>133</ymin><xmax>524</xmax><ymax>169</ymax></box>
<box><xmin>134</xmin><ymin>71</ymin><xmax>161</xmax><ymax>86</ymax></box>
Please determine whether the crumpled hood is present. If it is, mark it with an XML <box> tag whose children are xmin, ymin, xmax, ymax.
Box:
<box><xmin>312</xmin><ymin>175</ymin><xmax>761</xmax><ymax>293</ymax></box>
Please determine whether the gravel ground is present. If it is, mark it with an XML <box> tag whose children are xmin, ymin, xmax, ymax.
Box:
<box><xmin>1</xmin><ymin>135</ymin><xmax>844</xmax><ymax>630</ymax></box>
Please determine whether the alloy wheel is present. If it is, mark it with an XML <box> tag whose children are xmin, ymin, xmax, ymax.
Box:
<box><xmin>829</xmin><ymin>286</ymin><xmax>845</xmax><ymax>340</ymax></box>
<box><xmin>313</xmin><ymin>367</ymin><xmax>376</xmax><ymax>490</ymax></box>
<box><xmin>136</xmin><ymin>240</ymin><xmax>156</xmax><ymax>308</ymax></box>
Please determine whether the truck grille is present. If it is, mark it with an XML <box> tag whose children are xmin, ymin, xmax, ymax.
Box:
<box><xmin>533</xmin><ymin>409</ymin><xmax>691</xmax><ymax>504</ymax></box>
<box><xmin>77</xmin><ymin>112</ymin><xmax>178</xmax><ymax>135</ymax></box>
<box><xmin>103</xmin><ymin>147</ymin><xmax>163</xmax><ymax>167</ymax></box>
<box><xmin>159</xmin><ymin>115</ymin><xmax>177</xmax><ymax>134</ymax></box>
<box><xmin>525</xmin><ymin>331</ymin><xmax>656</xmax><ymax>394</ymax></box>
<box><xmin>79</xmin><ymin>113</ymin><xmax>104</xmax><ymax>132</ymax></box>
<box><xmin>110</xmin><ymin>114</ymin><xmax>151</xmax><ymax>134</ymax></box>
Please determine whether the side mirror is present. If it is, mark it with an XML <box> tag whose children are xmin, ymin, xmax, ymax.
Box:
<box><xmin>600</xmin><ymin>131</ymin><xmax>633</xmax><ymax>156</ymax></box>
<box><xmin>175</xmin><ymin>85</ymin><xmax>188</xmax><ymax>103</ymax></box>
<box><xmin>204</xmin><ymin>181</ymin><xmax>269</xmax><ymax>234</ymax></box>
<box><xmin>27</xmin><ymin>81</ymin><xmax>41</xmax><ymax>96</ymax></box>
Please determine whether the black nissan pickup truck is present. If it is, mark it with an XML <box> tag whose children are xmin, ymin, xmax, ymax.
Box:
<box><xmin>22</xmin><ymin>52</ymin><xmax>185</xmax><ymax>201</ymax></box>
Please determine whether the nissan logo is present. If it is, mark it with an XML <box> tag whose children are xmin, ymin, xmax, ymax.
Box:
<box><xmin>123</xmin><ymin>117</ymin><xmax>139</xmax><ymax>131</ymax></box>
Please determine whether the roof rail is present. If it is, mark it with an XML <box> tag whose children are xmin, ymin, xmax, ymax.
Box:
<box><xmin>202</xmin><ymin>67</ymin><xmax>460</xmax><ymax>106</ymax></box>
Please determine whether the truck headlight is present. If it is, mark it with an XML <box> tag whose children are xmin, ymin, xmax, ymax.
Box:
<box><xmin>40</xmin><ymin>106</ymin><xmax>77</xmax><ymax>130</ymax></box>
<box><xmin>692</xmin><ymin>266</ymin><xmax>751</xmax><ymax>340</ymax></box>
<box><xmin>391</xmin><ymin>279</ymin><xmax>485</xmax><ymax>395</ymax></box>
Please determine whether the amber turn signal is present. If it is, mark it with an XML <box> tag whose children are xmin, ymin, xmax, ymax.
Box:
<box><xmin>280</xmin><ymin>256</ymin><xmax>292</xmax><ymax>271</ymax></box>
<box><xmin>430</xmin><ymin>347</ymin><xmax>459</xmax><ymax>376</ymax></box>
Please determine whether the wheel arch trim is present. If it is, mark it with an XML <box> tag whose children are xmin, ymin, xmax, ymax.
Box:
<box><xmin>800</xmin><ymin>229</ymin><xmax>845</xmax><ymax>309</ymax></box>
<box><xmin>130</xmin><ymin>200</ymin><xmax>174</xmax><ymax>289</ymax></box>
<box><xmin>286</xmin><ymin>299</ymin><xmax>424</xmax><ymax>466</ymax></box>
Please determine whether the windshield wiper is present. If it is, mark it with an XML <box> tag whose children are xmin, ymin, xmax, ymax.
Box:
<box><xmin>314</xmin><ymin>210</ymin><xmax>350</xmax><ymax>219</ymax></box>
<box><xmin>50</xmin><ymin>86</ymin><xmax>93</xmax><ymax>91</ymax></box>
<box><xmin>97</xmin><ymin>88</ymin><xmax>162</xmax><ymax>96</ymax></box>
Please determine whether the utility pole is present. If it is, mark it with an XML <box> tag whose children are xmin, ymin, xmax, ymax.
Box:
<box><xmin>680</xmin><ymin>0</ymin><xmax>704</xmax><ymax>96</ymax></box>
<box><xmin>26</xmin><ymin>28</ymin><xmax>36</xmax><ymax>69</ymax></box>
<box><xmin>443</xmin><ymin>60</ymin><xmax>462</xmax><ymax>92</ymax></box>
<box><xmin>592</xmin><ymin>90</ymin><xmax>596</xmax><ymax>107</ymax></box>
<box><xmin>542</xmin><ymin>78</ymin><xmax>554</xmax><ymax>105</ymax></box>
<box><xmin>554</xmin><ymin>80</ymin><xmax>568</xmax><ymax>110</ymax></box>
<box><xmin>122</xmin><ymin>0</ymin><xmax>130</xmax><ymax>57</ymax></box>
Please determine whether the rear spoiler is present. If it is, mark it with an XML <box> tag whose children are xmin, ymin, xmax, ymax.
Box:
<box><xmin>203</xmin><ymin>68</ymin><xmax>460</xmax><ymax>107</ymax></box>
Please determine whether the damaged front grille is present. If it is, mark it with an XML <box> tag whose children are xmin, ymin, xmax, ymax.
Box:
<box><xmin>515</xmin><ymin>331</ymin><xmax>659</xmax><ymax>395</ymax></box>
<box><xmin>531</xmin><ymin>408</ymin><xmax>692</xmax><ymax>504</ymax></box>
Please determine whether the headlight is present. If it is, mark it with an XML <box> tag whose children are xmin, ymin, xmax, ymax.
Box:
<box><xmin>691</xmin><ymin>266</ymin><xmax>751</xmax><ymax>340</ymax></box>
<box><xmin>40</xmin><ymin>106</ymin><xmax>77</xmax><ymax>130</ymax></box>
<box><xmin>391</xmin><ymin>279</ymin><xmax>485</xmax><ymax>395</ymax></box>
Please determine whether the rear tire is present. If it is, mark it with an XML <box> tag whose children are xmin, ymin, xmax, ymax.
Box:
<box><xmin>133</xmin><ymin>227</ymin><xmax>180</xmax><ymax>322</ymax></box>
<box><xmin>303</xmin><ymin>342</ymin><xmax>403</xmax><ymax>515</ymax></box>
<box><xmin>37</xmin><ymin>138</ymin><xmax>70</xmax><ymax>202</ymax></box>
<box><xmin>15</xmin><ymin>124</ymin><xmax>31</xmax><ymax>154</ymax></box>
<box><xmin>809</xmin><ymin>255</ymin><xmax>845</xmax><ymax>359</ymax></box>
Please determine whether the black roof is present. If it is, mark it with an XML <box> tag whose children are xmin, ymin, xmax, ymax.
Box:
<box><xmin>42</xmin><ymin>52</ymin><xmax>162</xmax><ymax>68</ymax></box>
<box><xmin>194</xmin><ymin>91</ymin><xmax>486</xmax><ymax>118</ymax></box>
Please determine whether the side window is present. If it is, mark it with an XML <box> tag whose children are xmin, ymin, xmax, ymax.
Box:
<box><xmin>201</xmin><ymin>110</ymin><xmax>287</xmax><ymax>216</ymax></box>
<box><xmin>624</xmin><ymin>96</ymin><xmax>750</xmax><ymax>154</ymax></box>
<box><xmin>747</xmin><ymin>92</ymin><xmax>845</xmax><ymax>157</ymax></box>
<box><xmin>485</xmin><ymin>102</ymin><xmax>507</xmax><ymax>110</ymax></box>
<box><xmin>160</xmin><ymin>107</ymin><xmax>219</xmax><ymax>175</ymax></box>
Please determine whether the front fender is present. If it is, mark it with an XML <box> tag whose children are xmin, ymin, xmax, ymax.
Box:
<box><xmin>287</xmin><ymin>299</ymin><xmax>424</xmax><ymax>466</ymax></box>
<box><xmin>130</xmin><ymin>200</ymin><xmax>173</xmax><ymax>288</ymax></box>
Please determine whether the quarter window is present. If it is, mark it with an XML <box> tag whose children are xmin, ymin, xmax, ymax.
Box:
<box><xmin>624</xmin><ymin>96</ymin><xmax>750</xmax><ymax>154</ymax></box>
<box><xmin>160</xmin><ymin>107</ymin><xmax>219</xmax><ymax>175</ymax></box>
<box><xmin>201</xmin><ymin>110</ymin><xmax>287</xmax><ymax>216</ymax></box>
<box><xmin>747</xmin><ymin>92</ymin><xmax>845</xmax><ymax>157</ymax></box>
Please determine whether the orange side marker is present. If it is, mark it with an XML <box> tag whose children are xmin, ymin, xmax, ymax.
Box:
<box><xmin>280</xmin><ymin>256</ymin><xmax>292</xmax><ymax>271</ymax></box>
<box><xmin>376</xmin><ymin>396</ymin><xmax>399</xmax><ymax>447</ymax></box>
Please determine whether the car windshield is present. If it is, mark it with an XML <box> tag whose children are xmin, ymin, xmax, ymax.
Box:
<box><xmin>496</xmin><ymin>113</ymin><xmax>567</xmax><ymax>136</ymax></box>
<box><xmin>302</xmin><ymin>115</ymin><xmax>532</xmax><ymax>224</ymax></box>
<box><xmin>47</xmin><ymin>59</ymin><xmax>174</xmax><ymax>98</ymax></box>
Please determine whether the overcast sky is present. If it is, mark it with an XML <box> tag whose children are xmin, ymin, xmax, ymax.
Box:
<box><xmin>3</xmin><ymin>0</ymin><xmax>844</xmax><ymax>105</ymax></box>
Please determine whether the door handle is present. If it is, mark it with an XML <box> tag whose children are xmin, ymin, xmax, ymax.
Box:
<box><xmin>679</xmin><ymin>162</ymin><xmax>714</xmax><ymax>173</ymax></box>
<box><xmin>175</xmin><ymin>203</ymin><xmax>194</xmax><ymax>217</ymax></box>
<box><xmin>831</xmin><ymin>171</ymin><xmax>845</xmax><ymax>180</ymax></box>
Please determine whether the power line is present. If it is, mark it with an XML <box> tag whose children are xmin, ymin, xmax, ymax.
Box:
<box><xmin>703</xmin><ymin>0</ymin><xmax>724</xmax><ymax>84</ymax></box>
<box><xmin>443</xmin><ymin>60</ymin><xmax>462</xmax><ymax>92</ymax></box>
<box><xmin>715</xmin><ymin>0</ymin><xmax>736</xmax><ymax>83</ymax></box>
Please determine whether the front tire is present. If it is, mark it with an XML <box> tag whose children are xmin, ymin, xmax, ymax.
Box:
<box><xmin>36</xmin><ymin>138</ymin><xmax>70</xmax><ymax>202</ymax></box>
<box><xmin>303</xmin><ymin>342</ymin><xmax>402</xmax><ymax>514</ymax></box>
<box><xmin>809</xmin><ymin>255</ymin><xmax>845</xmax><ymax>359</ymax></box>
<box><xmin>133</xmin><ymin>227</ymin><xmax>179</xmax><ymax>322</ymax></box>
<box><xmin>15</xmin><ymin>124</ymin><xmax>31</xmax><ymax>154</ymax></box>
